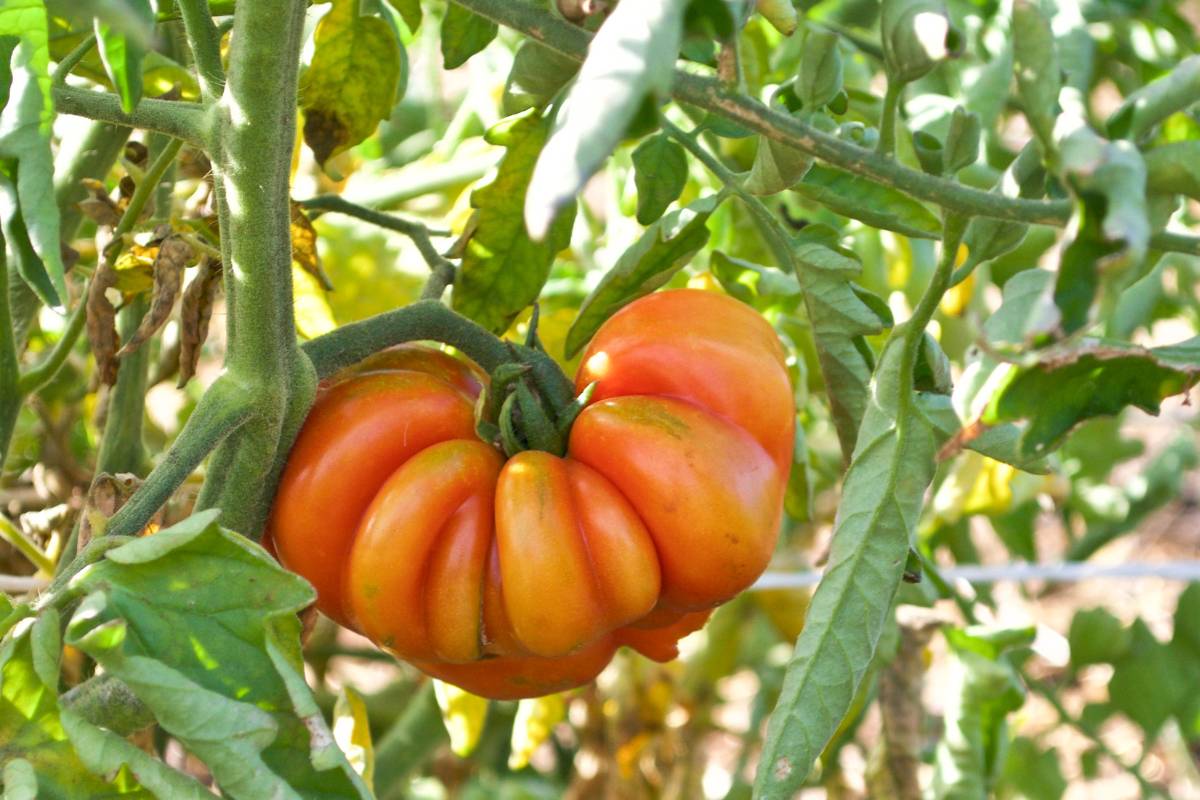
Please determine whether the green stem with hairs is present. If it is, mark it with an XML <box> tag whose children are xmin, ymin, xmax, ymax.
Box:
<box><xmin>52</xmin><ymin>87</ymin><xmax>207</xmax><ymax>148</ymax></box>
<box><xmin>183</xmin><ymin>0</ymin><xmax>315</xmax><ymax>537</ymax></box>
<box><xmin>876</xmin><ymin>80</ymin><xmax>904</xmax><ymax>157</ymax></box>
<box><xmin>177</xmin><ymin>0</ymin><xmax>226</xmax><ymax>100</ymax></box>
<box><xmin>298</xmin><ymin>195</ymin><xmax>457</xmax><ymax>292</ymax></box>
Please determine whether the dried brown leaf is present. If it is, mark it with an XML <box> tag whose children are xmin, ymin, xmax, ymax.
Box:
<box><xmin>290</xmin><ymin>201</ymin><xmax>333</xmax><ymax>291</ymax></box>
<box><xmin>177</xmin><ymin>256</ymin><xmax>223</xmax><ymax>387</ymax></box>
<box><xmin>78</xmin><ymin>472</ymin><xmax>158</xmax><ymax>551</ymax></box>
<box><xmin>87</xmin><ymin>260</ymin><xmax>121</xmax><ymax>385</ymax></box>
<box><xmin>117</xmin><ymin>235</ymin><xmax>193</xmax><ymax>358</ymax></box>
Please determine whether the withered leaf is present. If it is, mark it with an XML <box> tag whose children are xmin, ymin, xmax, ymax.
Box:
<box><xmin>177</xmin><ymin>256</ymin><xmax>223</xmax><ymax>387</ymax></box>
<box><xmin>117</xmin><ymin>235</ymin><xmax>194</xmax><ymax>358</ymax></box>
<box><xmin>79</xmin><ymin>472</ymin><xmax>158</xmax><ymax>551</ymax></box>
<box><xmin>290</xmin><ymin>201</ymin><xmax>333</xmax><ymax>291</ymax></box>
<box><xmin>87</xmin><ymin>260</ymin><xmax>121</xmax><ymax>385</ymax></box>
<box><xmin>77</xmin><ymin>178</ymin><xmax>123</xmax><ymax>228</ymax></box>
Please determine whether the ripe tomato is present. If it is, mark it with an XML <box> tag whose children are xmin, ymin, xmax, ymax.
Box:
<box><xmin>267</xmin><ymin>289</ymin><xmax>793</xmax><ymax>699</ymax></box>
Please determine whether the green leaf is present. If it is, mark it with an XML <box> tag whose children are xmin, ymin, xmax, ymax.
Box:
<box><xmin>999</xmin><ymin>736</ymin><xmax>1067</xmax><ymax>800</ymax></box>
<box><xmin>63</xmin><ymin>511</ymin><xmax>372</xmax><ymax>800</ymax></box>
<box><xmin>792</xmin><ymin>164</ymin><xmax>941</xmax><ymax>239</ymax></box>
<box><xmin>387</xmin><ymin>0</ymin><xmax>421</xmax><ymax>32</ymax></box>
<box><xmin>502</xmin><ymin>41</ymin><xmax>579</xmax><ymax>115</ymax></box>
<box><xmin>983</xmin><ymin>336</ymin><xmax>1200</xmax><ymax>456</ymax></box>
<box><xmin>1012</xmin><ymin>0</ymin><xmax>1060</xmax><ymax>154</ymax></box>
<box><xmin>300</xmin><ymin>0</ymin><xmax>405</xmax><ymax>166</ymax></box>
<box><xmin>1067</xmin><ymin>435</ymin><xmax>1197</xmax><ymax>562</ymax></box>
<box><xmin>631</xmin><ymin>134</ymin><xmax>688</xmax><ymax>225</ymax></box>
<box><xmin>792</xmin><ymin>232</ymin><xmax>891</xmax><ymax>458</ymax></box>
<box><xmin>1108</xmin><ymin>620</ymin><xmax>1198</xmax><ymax>740</ymax></box>
<box><xmin>745</xmin><ymin>134</ymin><xmax>812</xmax><ymax>196</ymax></box>
<box><xmin>709</xmin><ymin>250</ymin><xmax>801</xmax><ymax>310</ymax></box>
<box><xmin>796</xmin><ymin>28</ymin><xmax>842</xmax><ymax>109</ymax></box>
<box><xmin>1053</xmin><ymin>133</ymin><xmax>1149</xmax><ymax>335</ymax></box>
<box><xmin>61</xmin><ymin>710</ymin><xmax>212</xmax><ymax>799</ymax></box>
<box><xmin>453</xmin><ymin>112</ymin><xmax>576</xmax><ymax>334</ymax></box>
<box><xmin>93</xmin><ymin>0</ymin><xmax>154</xmax><ymax>113</ymax></box>
<box><xmin>524</xmin><ymin>0</ymin><xmax>687</xmax><ymax>239</ymax></box>
<box><xmin>1</xmin><ymin>614</ymin><xmax>143</xmax><ymax>798</ymax></box>
<box><xmin>564</xmin><ymin>194</ymin><xmax>717</xmax><ymax>357</ymax></box>
<box><xmin>1144</xmin><ymin>140</ymin><xmax>1200</xmax><ymax>200</ymax></box>
<box><xmin>932</xmin><ymin>627</ymin><xmax>1027</xmax><ymax>799</ymax></box>
<box><xmin>755</xmin><ymin>340</ymin><xmax>953</xmax><ymax>795</ymax></box>
<box><xmin>0</xmin><ymin>0</ymin><xmax>64</xmax><ymax>308</ymax></box>
<box><xmin>1068</xmin><ymin>608</ymin><xmax>1131</xmax><ymax>666</ymax></box>
<box><xmin>981</xmin><ymin>268</ymin><xmax>1054</xmax><ymax>348</ymax></box>
<box><xmin>440</xmin><ymin>4</ymin><xmax>497</xmax><ymax>70</ymax></box>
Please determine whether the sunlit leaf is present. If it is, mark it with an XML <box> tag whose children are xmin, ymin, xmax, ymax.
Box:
<box><xmin>0</xmin><ymin>0</ymin><xmax>65</xmax><ymax>307</ymax></box>
<box><xmin>93</xmin><ymin>0</ymin><xmax>154</xmax><ymax>113</ymax></box>
<box><xmin>631</xmin><ymin>133</ymin><xmax>688</xmax><ymax>225</ymax></box>
<box><xmin>524</xmin><ymin>0</ymin><xmax>687</xmax><ymax>239</ymax></box>
<box><xmin>63</xmin><ymin>511</ymin><xmax>372</xmax><ymax>799</ymax></box>
<box><xmin>793</xmin><ymin>164</ymin><xmax>941</xmax><ymax>239</ymax></box>
<box><xmin>433</xmin><ymin>680</ymin><xmax>488</xmax><ymax>757</ymax></box>
<box><xmin>565</xmin><ymin>194</ymin><xmax>718</xmax><ymax>357</ymax></box>
<box><xmin>453</xmin><ymin>111</ymin><xmax>576</xmax><ymax>334</ymax></box>
<box><xmin>300</xmin><ymin>0</ymin><xmax>405</xmax><ymax>165</ymax></box>
<box><xmin>441</xmin><ymin>4</ymin><xmax>497</xmax><ymax>69</ymax></box>
<box><xmin>983</xmin><ymin>337</ymin><xmax>1200</xmax><ymax>456</ymax></box>
<box><xmin>755</xmin><ymin>340</ymin><xmax>955</xmax><ymax>795</ymax></box>
<box><xmin>509</xmin><ymin>694</ymin><xmax>566</xmax><ymax>770</ymax></box>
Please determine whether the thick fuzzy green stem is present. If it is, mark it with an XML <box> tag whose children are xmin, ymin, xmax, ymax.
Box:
<box><xmin>105</xmin><ymin>376</ymin><xmax>253</xmax><ymax>538</ymax></box>
<box><xmin>193</xmin><ymin>0</ymin><xmax>315</xmax><ymax>537</ymax></box>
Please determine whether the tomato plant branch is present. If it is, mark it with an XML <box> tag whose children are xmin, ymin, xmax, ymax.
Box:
<box><xmin>173</xmin><ymin>0</ymin><xmax>317</xmax><ymax>537</ymax></box>
<box><xmin>448</xmin><ymin>0</ymin><xmax>1200</xmax><ymax>257</ymax></box>
<box><xmin>297</xmin><ymin>195</ymin><xmax>456</xmax><ymax>290</ymax></box>
<box><xmin>301</xmin><ymin>299</ymin><xmax>525</xmax><ymax>375</ymax></box>
<box><xmin>52</xmin><ymin>87</ymin><xmax>208</xmax><ymax>148</ymax></box>
<box><xmin>659</xmin><ymin>117</ymin><xmax>796</xmax><ymax>271</ymax></box>
<box><xmin>105</xmin><ymin>377</ymin><xmax>254</xmax><ymax>538</ymax></box>
<box><xmin>875</xmin><ymin>81</ymin><xmax>903</xmax><ymax>157</ymax></box>
<box><xmin>51</xmin><ymin>36</ymin><xmax>97</xmax><ymax>86</ymax></box>
<box><xmin>176</xmin><ymin>0</ymin><xmax>226</xmax><ymax>100</ymax></box>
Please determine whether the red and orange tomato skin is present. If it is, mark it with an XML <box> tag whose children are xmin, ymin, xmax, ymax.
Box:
<box><xmin>266</xmin><ymin>289</ymin><xmax>795</xmax><ymax>699</ymax></box>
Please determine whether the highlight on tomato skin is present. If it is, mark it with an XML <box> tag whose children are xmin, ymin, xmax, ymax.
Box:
<box><xmin>265</xmin><ymin>289</ymin><xmax>794</xmax><ymax>699</ymax></box>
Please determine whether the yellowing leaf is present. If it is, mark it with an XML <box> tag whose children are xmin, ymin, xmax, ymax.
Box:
<box><xmin>508</xmin><ymin>694</ymin><xmax>566</xmax><ymax>770</ymax></box>
<box><xmin>290</xmin><ymin>201</ymin><xmax>333</xmax><ymax>290</ymax></box>
<box><xmin>112</xmin><ymin>242</ymin><xmax>157</xmax><ymax>295</ymax></box>
<box><xmin>300</xmin><ymin>0</ymin><xmax>405</xmax><ymax>165</ymax></box>
<box><xmin>433</xmin><ymin>680</ymin><xmax>488</xmax><ymax>757</ymax></box>
<box><xmin>292</xmin><ymin>264</ymin><xmax>337</xmax><ymax>339</ymax></box>
<box><xmin>333</xmin><ymin>686</ymin><xmax>374</xmax><ymax>790</ymax></box>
